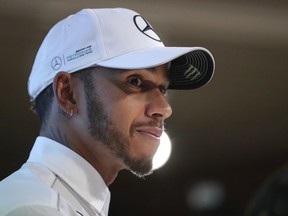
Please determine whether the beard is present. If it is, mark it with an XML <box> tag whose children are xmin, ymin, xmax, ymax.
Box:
<box><xmin>83</xmin><ymin>77</ymin><xmax>153</xmax><ymax>178</ymax></box>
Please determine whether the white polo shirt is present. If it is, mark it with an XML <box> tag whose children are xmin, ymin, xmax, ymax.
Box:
<box><xmin>0</xmin><ymin>136</ymin><xmax>111</xmax><ymax>216</ymax></box>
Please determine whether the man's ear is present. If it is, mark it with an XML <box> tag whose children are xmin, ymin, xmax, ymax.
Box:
<box><xmin>53</xmin><ymin>72</ymin><xmax>77</xmax><ymax>116</ymax></box>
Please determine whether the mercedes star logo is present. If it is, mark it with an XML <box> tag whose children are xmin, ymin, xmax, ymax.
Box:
<box><xmin>51</xmin><ymin>56</ymin><xmax>62</xmax><ymax>71</ymax></box>
<box><xmin>133</xmin><ymin>15</ymin><xmax>161</xmax><ymax>42</ymax></box>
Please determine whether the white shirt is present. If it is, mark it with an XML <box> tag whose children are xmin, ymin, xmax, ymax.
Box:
<box><xmin>0</xmin><ymin>136</ymin><xmax>111</xmax><ymax>216</ymax></box>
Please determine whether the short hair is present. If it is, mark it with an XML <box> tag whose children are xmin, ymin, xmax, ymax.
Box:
<box><xmin>33</xmin><ymin>84</ymin><xmax>54</xmax><ymax>125</ymax></box>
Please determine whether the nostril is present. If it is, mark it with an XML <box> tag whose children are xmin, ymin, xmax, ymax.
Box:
<box><xmin>152</xmin><ymin>113</ymin><xmax>163</xmax><ymax>118</ymax></box>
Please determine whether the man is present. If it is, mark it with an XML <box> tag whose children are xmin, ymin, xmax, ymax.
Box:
<box><xmin>0</xmin><ymin>8</ymin><xmax>215</xmax><ymax>216</ymax></box>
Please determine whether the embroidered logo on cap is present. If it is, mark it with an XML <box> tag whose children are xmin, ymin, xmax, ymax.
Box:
<box><xmin>133</xmin><ymin>15</ymin><xmax>161</xmax><ymax>42</ymax></box>
<box><xmin>66</xmin><ymin>45</ymin><xmax>93</xmax><ymax>62</ymax></box>
<box><xmin>184</xmin><ymin>64</ymin><xmax>201</xmax><ymax>80</ymax></box>
<box><xmin>51</xmin><ymin>56</ymin><xmax>62</xmax><ymax>71</ymax></box>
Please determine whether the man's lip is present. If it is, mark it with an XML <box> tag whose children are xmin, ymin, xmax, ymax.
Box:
<box><xmin>136</xmin><ymin>127</ymin><xmax>163</xmax><ymax>139</ymax></box>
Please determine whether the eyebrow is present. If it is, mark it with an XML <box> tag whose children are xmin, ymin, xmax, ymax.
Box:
<box><xmin>147</xmin><ymin>67</ymin><xmax>157</xmax><ymax>74</ymax></box>
<box><xmin>147</xmin><ymin>67</ymin><xmax>170</xmax><ymax>84</ymax></box>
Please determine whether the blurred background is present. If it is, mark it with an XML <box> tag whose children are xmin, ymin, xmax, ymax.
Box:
<box><xmin>1</xmin><ymin>0</ymin><xmax>288</xmax><ymax>215</ymax></box>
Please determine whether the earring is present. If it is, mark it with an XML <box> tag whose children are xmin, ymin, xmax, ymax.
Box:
<box><xmin>69</xmin><ymin>109</ymin><xmax>74</xmax><ymax>117</ymax></box>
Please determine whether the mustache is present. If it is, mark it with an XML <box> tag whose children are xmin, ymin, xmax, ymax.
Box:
<box><xmin>132</xmin><ymin>120</ymin><xmax>165</xmax><ymax>129</ymax></box>
<box><xmin>129</xmin><ymin>120</ymin><xmax>166</xmax><ymax>138</ymax></box>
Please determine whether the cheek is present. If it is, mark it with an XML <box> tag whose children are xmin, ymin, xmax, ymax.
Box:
<box><xmin>110</xmin><ymin>106</ymin><xmax>137</xmax><ymax>136</ymax></box>
<box><xmin>106</xmin><ymin>97</ymin><xmax>146</xmax><ymax>130</ymax></box>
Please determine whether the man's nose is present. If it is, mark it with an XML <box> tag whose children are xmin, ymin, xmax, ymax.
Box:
<box><xmin>146</xmin><ymin>89</ymin><xmax>172</xmax><ymax>121</ymax></box>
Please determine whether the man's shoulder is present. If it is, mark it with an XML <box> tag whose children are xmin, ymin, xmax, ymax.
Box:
<box><xmin>0</xmin><ymin>163</ymin><xmax>59</xmax><ymax>215</ymax></box>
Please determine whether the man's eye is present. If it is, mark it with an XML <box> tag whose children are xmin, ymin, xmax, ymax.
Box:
<box><xmin>127</xmin><ymin>78</ymin><xmax>143</xmax><ymax>87</ymax></box>
<box><xmin>159</xmin><ymin>86</ymin><xmax>168</xmax><ymax>95</ymax></box>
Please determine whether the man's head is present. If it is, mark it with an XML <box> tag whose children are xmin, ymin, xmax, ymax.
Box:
<box><xmin>28</xmin><ymin>8</ymin><xmax>215</xmax><ymax>181</ymax></box>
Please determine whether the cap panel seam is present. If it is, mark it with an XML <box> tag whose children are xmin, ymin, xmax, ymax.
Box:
<box><xmin>90</xmin><ymin>9</ymin><xmax>107</xmax><ymax>61</ymax></box>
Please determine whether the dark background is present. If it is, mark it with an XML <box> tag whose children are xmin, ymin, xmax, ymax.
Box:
<box><xmin>1</xmin><ymin>0</ymin><xmax>288</xmax><ymax>215</ymax></box>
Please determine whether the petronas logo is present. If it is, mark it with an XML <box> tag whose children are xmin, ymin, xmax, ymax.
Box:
<box><xmin>184</xmin><ymin>65</ymin><xmax>201</xmax><ymax>80</ymax></box>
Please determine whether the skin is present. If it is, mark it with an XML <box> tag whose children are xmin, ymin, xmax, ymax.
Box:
<box><xmin>40</xmin><ymin>64</ymin><xmax>172</xmax><ymax>186</ymax></box>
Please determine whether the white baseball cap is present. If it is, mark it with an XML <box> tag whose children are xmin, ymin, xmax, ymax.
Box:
<box><xmin>28</xmin><ymin>8</ymin><xmax>215</xmax><ymax>100</ymax></box>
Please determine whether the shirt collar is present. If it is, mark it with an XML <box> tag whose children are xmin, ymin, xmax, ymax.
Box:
<box><xmin>27</xmin><ymin>136</ymin><xmax>110</xmax><ymax>213</ymax></box>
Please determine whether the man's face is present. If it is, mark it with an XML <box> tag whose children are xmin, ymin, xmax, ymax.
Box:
<box><xmin>81</xmin><ymin>65</ymin><xmax>172</xmax><ymax>177</ymax></box>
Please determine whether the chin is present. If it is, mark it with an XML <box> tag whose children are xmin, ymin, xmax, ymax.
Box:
<box><xmin>124</xmin><ymin>155</ymin><xmax>153</xmax><ymax>178</ymax></box>
<box><xmin>129</xmin><ymin>167</ymin><xmax>154</xmax><ymax>179</ymax></box>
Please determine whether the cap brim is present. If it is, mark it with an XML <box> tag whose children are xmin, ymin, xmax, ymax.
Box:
<box><xmin>96</xmin><ymin>46</ymin><xmax>215</xmax><ymax>90</ymax></box>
